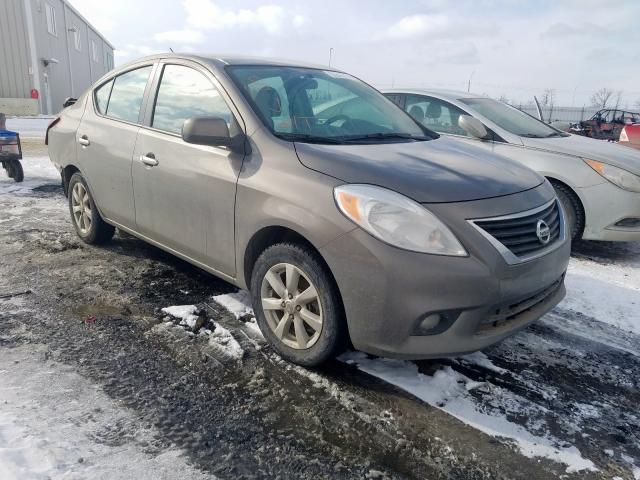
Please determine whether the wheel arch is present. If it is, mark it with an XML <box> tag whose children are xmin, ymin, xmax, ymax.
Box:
<box><xmin>61</xmin><ymin>164</ymin><xmax>81</xmax><ymax>196</ymax></box>
<box><xmin>545</xmin><ymin>176</ymin><xmax>586</xmax><ymax>237</ymax></box>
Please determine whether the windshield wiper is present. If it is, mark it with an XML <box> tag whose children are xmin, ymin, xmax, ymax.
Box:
<box><xmin>544</xmin><ymin>132</ymin><xmax>563</xmax><ymax>138</ymax></box>
<box><xmin>276</xmin><ymin>133</ymin><xmax>346</xmax><ymax>144</ymax></box>
<box><xmin>341</xmin><ymin>133</ymin><xmax>431</xmax><ymax>142</ymax></box>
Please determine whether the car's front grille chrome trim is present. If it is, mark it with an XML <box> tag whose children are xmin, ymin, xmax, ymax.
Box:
<box><xmin>468</xmin><ymin>198</ymin><xmax>566</xmax><ymax>265</ymax></box>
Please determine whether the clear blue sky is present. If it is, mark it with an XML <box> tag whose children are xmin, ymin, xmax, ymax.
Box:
<box><xmin>70</xmin><ymin>0</ymin><xmax>640</xmax><ymax>108</ymax></box>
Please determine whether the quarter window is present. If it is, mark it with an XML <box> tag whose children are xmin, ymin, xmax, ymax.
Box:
<box><xmin>94</xmin><ymin>79</ymin><xmax>113</xmax><ymax>115</ymax></box>
<box><xmin>405</xmin><ymin>95</ymin><xmax>469</xmax><ymax>137</ymax></box>
<box><xmin>152</xmin><ymin>64</ymin><xmax>234</xmax><ymax>135</ymax></box>
<box><xmin>45</xmin><ymin>3</ymin><xmax>57</xmax><ymax>36</ymax></box>
<box><xmin>105</xmin><ymin>66</ymin><xmax>152</xmax><ymax>123</ymax></box>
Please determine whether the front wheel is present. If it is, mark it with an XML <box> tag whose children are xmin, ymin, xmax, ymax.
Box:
<box><xmin>250</xmin><ymin>243</ymin><xmax>347</xmax><ymax>367</ymax></box>
<box><xmin>68</xmin><ymin>173</ymin><xmax>115</xmax><ymax>244</ymax></box>
<box><xmin>552</xmin><ymin>182</ymin><xmax>584</xmax><ymax>241</ymax></box>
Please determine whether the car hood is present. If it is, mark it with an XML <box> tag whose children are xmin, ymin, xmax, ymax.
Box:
<box><xmin>294</xmin><ymin>137</ymin><xmax>543</xmax><ymax>203</ymax></box>
<box><xmin>521</xmin><ymin>134</ymin><xmax>640</xmax><ymax>175</ymax></box>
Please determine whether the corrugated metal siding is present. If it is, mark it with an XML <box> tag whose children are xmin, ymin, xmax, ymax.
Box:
<box><xmin>0</xmin><ymin>0</ymin><xmax>32</xmax><ymax>99</ymax></box>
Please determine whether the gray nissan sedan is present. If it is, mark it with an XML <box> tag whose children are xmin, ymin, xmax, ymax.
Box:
<box><xmin>47</xmin><ymin>54</ymin><xmax>570</xmax><ymax>366</ymax></box>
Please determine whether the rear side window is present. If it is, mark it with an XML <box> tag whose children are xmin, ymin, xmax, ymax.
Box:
<box><xmin>94</xmin><ymin>79</ymin><xmax>113</xmax><ymax>114</ymax></box>
<box><xmin>105</xmin><ymin>66</ymin><xmax>152</xmax><ymax>123</ymax></box>
<box><xmin>152</xmin><ymin>64</ymin><xmax>234</xmax><ymax>135</ymax></box>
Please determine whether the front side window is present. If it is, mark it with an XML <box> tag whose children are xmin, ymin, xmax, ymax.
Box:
<box><xmin>461</xmin><ymin>97</ymin><xmax>566</xmax><ymax>138</ymax></box>
<box><xmin>405</xmin><ymin>95</ymin><xmax>469</xmax><ymax>137</ymax></box>
<box><xmin>227</xmin><ymin>65</ymin><xmax>434</xmax><ymax>144</ymax></box>
<box><xmin>45</xmin><ymin>3</ymin><xmax>57</xmax><ymax>36</ymax></box>
<box><xmin>105</xmin><ymin>66</ymin><xmax>152</xmax><ymax>123</ymax></box>
<box><xmin>152</xmin><ymin>64</ymin><xmax>234</xmax><ymax>135</ymax></box>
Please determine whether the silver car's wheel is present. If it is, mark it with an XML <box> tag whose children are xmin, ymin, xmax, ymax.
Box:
<box><xmin>67</xmin><ymin>173</ymin><xmax>115</xmax><ymax>244</ymax></box>
<box><xmin>260</xmin><ymin>263</ymin><xmax>323</xmax><ymax>349</ymax></box>
<box><xmin>71</xmin><ymin>181</ymin><xmax>93</xmax><ymax>235</ymax></box>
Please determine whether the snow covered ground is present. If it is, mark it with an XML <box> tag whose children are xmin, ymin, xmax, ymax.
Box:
<box><xmin>5</xmin><ymin>117</ymin><xmax>53</xmax><ymax>138</ymax></box>
<box><xmin>0</xmin><ymin>345</ymin><xmax>213</xmax><ymax>480</ymax></box>
<box><xmin>2</xmin><ymin>118</ymin><xmax>639</xmax><ymax>478</ymax></box>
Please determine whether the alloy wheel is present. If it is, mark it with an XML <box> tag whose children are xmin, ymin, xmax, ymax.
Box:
<box><xmin>260</xmin><ymin>262</ymin><xmax>323</xmax><ymax>349</ymax></box>
<box><xmin>71</xmin><ymin>182</ymin><xmax>93</xmax><ymax>235</ymax></box>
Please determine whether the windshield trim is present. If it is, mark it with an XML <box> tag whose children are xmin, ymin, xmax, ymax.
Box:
<box><xmin>225</xmin><ymin>64</ymin><xmax>439</xmax><ymax>144</ymax></box>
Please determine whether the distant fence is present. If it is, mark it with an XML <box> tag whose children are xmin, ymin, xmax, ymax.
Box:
<box><xmin>514</xmin><ymin>105</ymin><xmax>601</xmax><ymax>124</ymax></box>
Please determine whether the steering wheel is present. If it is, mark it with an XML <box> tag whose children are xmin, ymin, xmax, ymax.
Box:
<box><xmin>325</xmin><ymin>114</ymin><xmax>352</xmax><ymax>127</ymax></box>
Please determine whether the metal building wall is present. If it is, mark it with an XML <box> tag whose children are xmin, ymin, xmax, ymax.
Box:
<box><xmin>0</xmin><ymin>0</ymin><xmax>32</xmax><ymax>99</ymax></box>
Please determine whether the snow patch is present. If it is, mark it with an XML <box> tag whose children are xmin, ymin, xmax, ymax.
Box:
<box><xmin>209</xmin><ymin>324</ymin><xmax>244</xmax><ymax>361</ymax></box>
<box><xmin>340</xmin><ymin>352</ymin><xmax>597</xmax><ymax>474</ymax></box>
<box><xmin>0</xmin><ymin>155</ymin><xmax>59</xmax><ymax>196</ymax></box>
<box><xmin>561</xmin><ymin>257</ymin><xmax>640</xmax><ymax>335</ymax></box>
<box><xmin>212</xmin><ymin>290</ymin><xmax>253</xmax><ymax>319</ymax></box>
<box><xmin>161</xmin><ymin>304</ymin><xmax>199</xmax><ymax>329</ymax></box>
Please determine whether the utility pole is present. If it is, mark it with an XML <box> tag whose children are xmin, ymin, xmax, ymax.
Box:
<box><xmin>329</xmin><ymin>47</ymin><xmax>334</xmax><ymax>67</ymax></box>
<box><xmin>467</xmin><ymin>70</ymin><xmax>475</xmax><ymax>93</ymax></box>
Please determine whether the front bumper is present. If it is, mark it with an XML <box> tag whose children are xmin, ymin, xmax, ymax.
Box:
<box><xmin>578</xmin><ymin>182</ymin><xmax>640</xmax><ymax>241</ymax></box>
<box><xmin>320</xmin><ymin>184</ymin><xmax>571</xmax><ymax>359</ymax></box>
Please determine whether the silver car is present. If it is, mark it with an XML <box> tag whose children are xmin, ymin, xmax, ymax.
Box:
<box><xmin>47</xmin><ymin>55</ymin><xmax>569</xmax><ymax>366</ymax></box>
<box><xmin>383</xmin><ymin>89</ymin><xmax>640</xmax><ymax>242</ymax></box>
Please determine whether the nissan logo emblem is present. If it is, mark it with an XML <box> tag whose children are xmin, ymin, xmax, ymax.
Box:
<box><xmin>536</xmin><ymin>219</ymin><xmax>551</xmax><ymax>245</ymax></box>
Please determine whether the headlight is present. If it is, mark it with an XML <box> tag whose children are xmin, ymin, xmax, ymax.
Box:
<box><xmin>584</xmin><ymin>159</ymin><xmax>640</xmax><ymax>193</ymax></box>
<box><xmin>334</xmin><ymin>184</ymin><xmax>467</xmax><ymax>256</ymax></box>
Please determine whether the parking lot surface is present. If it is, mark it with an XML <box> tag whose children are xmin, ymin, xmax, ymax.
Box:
<box><xmin>1</xmin><ymin>131</ymin><xmax>639</xmax><ymax>479</ymax></box>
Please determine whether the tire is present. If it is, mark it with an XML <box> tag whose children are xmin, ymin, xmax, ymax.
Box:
<box><xmin>250</xmin><ymin>243</ymin><xmax>347</xmax><ymax>367</ymax></box>
<box><xmin>551</xmin><ymin>181</ymin><xmax>584</xmax><ymax>241</ymax></box>
<box><xmin>11</xmin><ymin>160</ymin><xmax>24</xmax><ymax>183</ymax></box>
<box><xmin>68</xmin><ymin>173</ymin><xmax>115</xmax><ymax>244</ymax></box>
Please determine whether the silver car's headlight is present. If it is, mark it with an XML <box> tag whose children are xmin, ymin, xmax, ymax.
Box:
<box><xmin>584</xmin><ymin>159</ymin><xmax>640</xmax><ymax>193</ymax></box>
<box><xmin>334</xmin><ymin>184</ymin><xmax>467</xmax><ymax>256</ymax></box>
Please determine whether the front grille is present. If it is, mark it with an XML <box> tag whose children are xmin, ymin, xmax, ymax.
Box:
<box><xmin>473</xmin><ymin>200</ymin><xmax>561</xmax><ymax>260</ymax></box>
<box><xmin>476</xmin><ymin>275</ymin><xmax>564</xmax><ymax>334</ymax></box>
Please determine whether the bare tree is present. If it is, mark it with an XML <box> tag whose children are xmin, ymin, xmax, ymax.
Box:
<box><xmin>591</xmin><ymin>88</ymin><xmax>614</xmax><ymax>108</ymax></box>
<box><xmin>634</xmin><ymin>99</ymin><xmax>640</xmax><ymax>111</ymax></box>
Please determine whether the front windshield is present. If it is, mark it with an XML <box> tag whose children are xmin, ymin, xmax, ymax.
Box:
<box><xmin>226</xmin><ymin>65</ymin><xmax>435</xmax><ymax>144</ymax></box>
<box><xmin>460</xmin><ymin>97</ymin><xmax>567</xmax><ymax>138</ymax></box>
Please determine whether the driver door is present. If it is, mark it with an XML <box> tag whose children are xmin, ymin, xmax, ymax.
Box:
<box><xmin>131</xmin><ymin>61</ymin><xmax>244</xmax><ymax>276</ymax></box>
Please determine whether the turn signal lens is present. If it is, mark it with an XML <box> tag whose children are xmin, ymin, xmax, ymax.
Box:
<box><xmin>584</xmin><ymin>158</ymin><xmax>640</xmax><ymax>193</ymax></box>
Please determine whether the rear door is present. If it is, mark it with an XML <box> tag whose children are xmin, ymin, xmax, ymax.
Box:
<box><xmin>131</xmin><ymin>60</ymin><xmax>244</xmax><ymax>276</ymax></box>
<box><xmin>76</xmin><ymin>63</ymin><xmax>155</xmax><ymax>227</ymax></box>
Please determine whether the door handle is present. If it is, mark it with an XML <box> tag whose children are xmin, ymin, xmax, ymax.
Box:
<box><xmin>78</xmin><ymin>135</ymin><xmax>90</xmax><ymax>146</ymax></box>
<box><xmin>140</xmin><ymin>153</ymin><xmax>158</xmax><ymax>167</ymax></box>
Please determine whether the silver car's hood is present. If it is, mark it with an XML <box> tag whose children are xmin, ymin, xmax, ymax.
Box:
<box><xmin>294</xmin><ymin>136</ymin><xmax>543</xmax><ymax>203</ymax></box>
<box><xmin>522</xmin><ymin>134</ymin><xmax>640</xmax><ymax>175</ymax></box>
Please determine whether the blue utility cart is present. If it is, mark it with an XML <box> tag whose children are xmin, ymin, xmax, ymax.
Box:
<box><xmin>0</xmin><ymin>130</ymin><xmax>23</xmax><ymax>182</ymax></box>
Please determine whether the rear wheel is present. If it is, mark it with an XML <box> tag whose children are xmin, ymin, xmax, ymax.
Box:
<box><xmin>68</xmin><ymin>173</ymin><xmax>115</xmax><ymax>244</ymax></box>
<box><xmin>9</xmin><ymin>160</ymin><xmax>24</xmax><ymax>182</ymax></box>
<box><xmin>250</xmin><ymin>243</ymin><xmax>346</xmax><ymax>367</ymax></box>
<box><xmin>551</xmin><ymin>181</ymin><xmax>584</xmax><ymax>241</ymax></box>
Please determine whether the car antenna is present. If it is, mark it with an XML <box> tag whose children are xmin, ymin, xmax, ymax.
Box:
<box><xmin>169</xmin><ymin>47</ymin><xmax>174</xmax><ymax>53</ymax></box>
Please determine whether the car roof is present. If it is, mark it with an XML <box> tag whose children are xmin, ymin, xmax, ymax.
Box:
<box><xmin>120</xmin><ymin>53</ymin><xmax>333</xmax><ymax>71</ymax></box>
<box><xmin>381</xmin><ymin>87</ymin><xmax>481</xmax><ymax>100</ymax></box>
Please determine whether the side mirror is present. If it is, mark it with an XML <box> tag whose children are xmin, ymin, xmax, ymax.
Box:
<box><xmin>458</xmin><ymin>115</ymin><xmax>489</xmax><ymax>140</ymax></box>
<box><xmin>182</xmin><ymin>116</ymin><xmax>232</xmax><ymax>148</ymax></box>
<box><xmin>63</xmin><ymin>97</ymin><xmax>77</xmax><ymax>108</ymax></box>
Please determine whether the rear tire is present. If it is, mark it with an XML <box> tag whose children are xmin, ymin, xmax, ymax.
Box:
<box><xmin>10</xmin><ymin>160</ymin><xmax>24</xmax><ymax>182</ymax></box>
<box><xmin>250</xmin><ymin>243</ymin><xmax>347</xmax><ymax>367</ymax></box>
<box><xmin>551</xmin><ymin>181</ymin><xmax>584</xmax><ymax>241</ymax></box>
<box><xmin>68</xmin><ymin>173</ymin><xmax>115</xmax><ymax>244</ymax></box>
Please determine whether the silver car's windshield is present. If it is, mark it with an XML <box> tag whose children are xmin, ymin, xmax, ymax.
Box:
<box><xmin>460</xmin><ymin>98</ymin><xmax>567</xmax><ymax>138</ymax></box>
<box><xmin>227</xmin><ymin>65</ymin><xmax>436</xmax><ymax>144</ymax></box>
